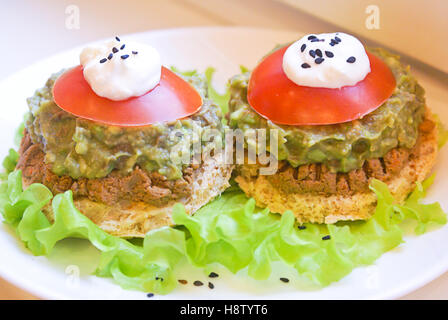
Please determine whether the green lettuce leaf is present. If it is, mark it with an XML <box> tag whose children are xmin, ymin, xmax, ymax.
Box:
<box><xmin>2</xmin><ymin>149</ymin><xmax>19</xmax><ymax>176</ymax></box>
<box><xmin>239</xmin><ymin>65</ymin><xmax>250</xmax><ymax>74</ymax></box>
<box><xmin>1</xmin><ymin>122</ymin><xmax>24</xmax><ymax>179</ymax></box>
<box><xmin>0</xmin><ymin>170</ymin><xmax>185</xmax><ymax>294</ymax></box>
<box><xmin>170</xmin><ymin>66</ymin><xmax>230</xmax><ymax>116</ymax></box>
<box><xmin>204</xmin><ymin>67</ymin><xmax>230</xmax><ymax>115</ymax></box>
<box><xmin>0</xmin><ymin>168</ymin><xmax>445</xmax><ymax>293</ymax></box>
<box><xmin>169</xmin><ymin>66</ymin><xmax>198</xmax><ymax>77</ymax></box>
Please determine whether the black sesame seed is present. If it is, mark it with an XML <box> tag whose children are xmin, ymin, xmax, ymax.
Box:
<box><xmin>315</xmin><ymin>49</ymin><xmax>322</xmax><ymax>57</ymax></box>
<box><xmin>193</xmin><ymin>280</ymin><xmax>204</xmax><ymax>286</ymax></box>
<box><xmin>310</xmin><ymin>38</ymin><xmax>319</xmax><ymax>42</ymax></box>
<box><xmin>300</xmin><ymin>44</ymin><xmax>306</xmax><ymax>52</ymax></box>
<box><xmin>99</xmin><ymin>58</ymin><xmax>107</xmax><ymax>63</ymax></box>
<box><xmin>298</xmin><ymin>225</ymin><xmax>306</xmax><ymax>230</ymax></box>
<box><xmin>107</xmin><ymin>53</ymin><xmax>113</xmax><ymax>60</ymax></box>
<box><xmin>335</xmin><ymin>36</ymin><xmax>342</xmax><ymax>42</ymax></box>
<box><xmin>112</xmin><ymin>47</ymin><xmax>119</xmax><ymax>53</ymax></box>
<box><xmin>307</xmin><ymin>35</ymin><xmax>317</xmax><ymax>40</ymax></box>
<box><xmin>325</xmin><ymin>51</ymin><xmax>334</xmax><ymax>58</ymax></box>
<box><xmin>322</xmin><ymin>235</ymin><xmax>331</xmax><ymax>240</ymax></box>
<box><xmin>132</xmin><ymin>51</ymin><xmax>138</xmax><ymax>54</ymax></box>
<box><xmin>121</xmin><ymin>54</ymin><xmax>129</xmax><ymax>60</ymax></box>
<box><xmin>209</xmin><ymin>272</ymin><xmax>219</xmax><ymax>278</ymax></box>
<box><xmin>208</xmin><ymin>282</ymin><xmax>215</xmax><ymax>289</ymax></box>
<box><xmin>120</xmin><ymin>44</ymin><xmax>125</xmax><ymax>50</ymax></box>
<box><xmin>309</xmin><ymin>50</ymin><xmax>316</xmax><ymax>58</ymax></box>
<box><xmin>301</xmin><ymin>63</ymin><xmax>311</xmax><ymax>69</ymax></box>
<box><xmin>315</xmin><ymin>57</ymin><xmax>324</xmax><ymax>64</ymax></box>
<box><xmin>280</xmin><ymin>277</ymin><xmax>290</xmax><ymax>283</ymax></box>
<box><xmin>330</xmin><ymin>42</ymin><xmax>336</xmax><ymax>47</ymax></box>
<box><xmin>146</xmin><ymin>293</ymin><xmax>154</xmax><ymax>298</ymax></box>
<box><xmin>115</xmin><ymin>36</ymin><xmax>121</xmax><ymax>42</ymax></box>
<box><xmin>347</xmin><ymin>56</ymin><xmax>356</xmax><ymax>63</ymax></box>
<box><xmin>178</xmin><ymin>279</ymin><xmax>188</xmax><ymax>285</ymax></box>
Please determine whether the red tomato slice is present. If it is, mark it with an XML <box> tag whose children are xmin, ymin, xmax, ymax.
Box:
<box><xmin>53</xmin><ymin>65</ymin><xmax>203</xmax><ymax>127</ymax></box>
<box><xmin>247</xmin><ymin>46</ymin><xmax>396</xmax><ymax>126</ymax></box>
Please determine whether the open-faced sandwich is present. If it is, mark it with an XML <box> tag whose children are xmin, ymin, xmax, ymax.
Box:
<box><xmin>16</xmin><ymin>37</ymin><xmax>232</xmax><ymax>237</ymax></box>
<box><xmin>228</xmin><ymin>32</ymin><xmax>438</xmax><ymax>223</ymax></box>
<box><xmin>0</xmin><ymin>31</ymin><xmax>446</xmax><ymax>296</ymax></box>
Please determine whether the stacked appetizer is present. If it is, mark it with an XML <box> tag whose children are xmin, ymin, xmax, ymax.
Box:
<box><xmin>13</xmin><ymin>32</ymin><xmax>440</xmax><ymax>233</ymax></box>
<box><xmin>228</xmin><ymin>32</ymin><xmax>437</xmax><ymax>223</ymax></box>
<box><xmin>17</xmin><ymin>37</ymin><xmax>232</xmax><ymax>237</ymax></box>
<box><xmin>1</xmin><ymin>31</ymin><xmax>445</xmax><ymax>296</ymax></box>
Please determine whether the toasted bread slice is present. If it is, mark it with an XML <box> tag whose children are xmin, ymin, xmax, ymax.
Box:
<box><xmin>43</xmin><ymin>155</ymin><xmax>233</xmax><ymax>238</ymax></box>
<box><xmin>235</xmin><ymin>113</ymin><xmax>438</xmax><ymax>224</ymax></box>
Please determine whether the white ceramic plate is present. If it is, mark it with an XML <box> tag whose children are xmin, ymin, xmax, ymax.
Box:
<box><xmin>0</xmin><ymin>27</ymin><xmax>447</xmax><ymax>300</ymax></box>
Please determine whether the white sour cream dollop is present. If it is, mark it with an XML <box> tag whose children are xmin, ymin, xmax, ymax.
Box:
<box><xmin>80</xmin><ymin>38</ymin><xmax>161</xmax><ymax>101</ymax></box>
<box><xmin>282</xmin><ymin>32</ymin><xmax>370</xmax><ymax>89</ymax></box>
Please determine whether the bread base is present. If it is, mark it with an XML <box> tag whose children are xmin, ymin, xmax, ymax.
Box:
<box><xmin>44</xmin><ymin>155</ymin><xmax>233</xmax><ymax>238</ymax></box>
<box><xmin>235</xmin><ymin>115</ymin><xmax>438</xmax><ymax>224</ymax></box>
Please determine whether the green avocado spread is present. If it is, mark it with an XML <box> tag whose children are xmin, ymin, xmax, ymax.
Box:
<box><xmin>26</xmin><ymin>71</ymin><xmax>224</xmax><ymax>180</ymax></box>
<box><xmin>228</xmin><ymin>47</ymin><xmax>426</xmax><ymax>173</ymax></box>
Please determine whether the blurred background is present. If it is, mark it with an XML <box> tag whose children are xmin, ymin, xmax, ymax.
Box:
<box><xmin>1</xmin><ymin>0</ymin><xmax>447</xmax><ymax>79</ymax></box>
<box><xmin>0</xmin><ymin>0</ymin><xmax>447</xmax><ymax>299</ymax></box>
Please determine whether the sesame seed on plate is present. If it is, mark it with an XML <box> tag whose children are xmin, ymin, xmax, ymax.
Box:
<box><xmin>309</xmin><ymin>50</ymin><xmax>316</xmax><ymax>58</ymax></box>
<box><xmin>107</xmin><ymin>53</ymin><xmax>113</xmax><ymax>60</ymax></box>
<box><xmin>112</xmin><ymin>47</ymin><xmax>118</xmax><ymax>53</ymax></box>
<box><xmin>208</xmin><ymin>282</ymin><xmax>215</xmax><ymax>289</ymax></box>
<box><xmin>347</xmin><ymin>56</ymin><xmax>356</xmax><ymax>63</ymax></box>
<box><xmin>315</xmin><ymin>49</ymin><xmax>322</xmax><ymax>57</ymax></box>
<box><xmin>280</xmin><ymin>277</ymin><xmax>290</xmax><ymax>283</ymax></box>
<box><xmin>121</xmin><ymin>54</ymin><xmax>130</xmax><ymax>60</ymax></box>
<box><xmin>115</xmin><ymin>36</ymin><xmax>120</xmax><ymax>42</ymax></box>
<box><xmin>99</xmin><ymin>58</ymin><xmax>107</xmax><ymax>63</ymax></box>
<box><xmin>194</xmin><ymin>280</ymin><xmax>204</xmax><ymax>286</ymax></box>
<box><xmin>301</xmin><ymin>63</ymin><xmax>311</xmax><ymax>69</ymax></box>
<box><xmin>298</xmin><ymin>225</ymin><xmax>306</xmax><ymax>230</ymax></box>
<box><xmin>120</xmin><ymin>44</ymin><xmax>125</xmax><ymax>50</ymax></box>
<box><xmin>300</xmin><ymin>44</ymin><xmax>306</xmax><ymax>52</ymax></box>
<box><xmin>322</xmin><ymin>235</ymin><xmax>331</xmax><ymax>240</ymax></box>
<box><xmin>147</xmin><ymin>293</ymin><xmax>154</xmax><ymax>298</ymax></box>
<box><xmin>307</xmin><ymin>35</ymin><xmax>316</xmax><ymax>40</ymax></box>
<box><xmin>132</xmin><ymin>51</ymin><xmax>138</xmax><ymax>54</ymax></box>
<box><xmin>208</xmin><ymin>272</ymin><xmax>219</xmax><ymax>278</ymax></box>
<box><xmin>325</xmin><ymin>51</ymin><xmax>334</xmax><ymax>58</ymax></box>
<box><xmin>315</xmin><ymin>57</ymin><xmax>324</xmax><ymax>64</ymax></box>
<box><xmin>178</xmin><ymin>279</ymin><xmax>188</xmax><ymax>285</ymax></box>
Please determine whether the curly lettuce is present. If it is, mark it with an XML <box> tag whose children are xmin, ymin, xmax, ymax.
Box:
<box><xmin>0</xmin><ymin>168</ymin><xmax>445</xmax><ymax>293</ymax></box>
<box><xmin>172</xmin><ymin>66</ymin><xmax>234</xmax><ymax>116</ymax></box>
